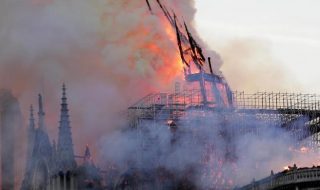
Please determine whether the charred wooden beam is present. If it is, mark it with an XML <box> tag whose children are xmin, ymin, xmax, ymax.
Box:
<box><xmin>146</xmin><ymin>0</ymin><xmax>152</xmax><ymax>12</ymax></box>
<box><xmin>156</xmin><ymin>0</ymin><xmax>175</xmax><ymax>26</ymax></box>
<box><xmin>174</xmin><ymin>14</ymin><xmax>189</xmax><ymax>67</ymax></box>
<box><xmin>208</xmin><ymin>57</ymin><xmax>213</xmax><ymax>74</ymax></box>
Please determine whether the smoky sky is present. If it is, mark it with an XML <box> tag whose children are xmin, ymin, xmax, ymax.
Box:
<box><xmin>0</xmin><ymin>0</ymin><xmax>198</xmax><ymax>153</ymax></box>
<box><xmin>0</xmin><ymin>0</ymin><xmax>197</xmax><ymax>188</ymax></box>
<box><xmin>1</xmin><ymin>0</ymin><xmax>319</xmax><ymax>189</ymax></box>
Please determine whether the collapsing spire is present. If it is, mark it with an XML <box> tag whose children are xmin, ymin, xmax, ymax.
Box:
<box><xmin>57</xmin><ymin>84</ymin><xmax>76</xmax><ymax>170</ymax></box>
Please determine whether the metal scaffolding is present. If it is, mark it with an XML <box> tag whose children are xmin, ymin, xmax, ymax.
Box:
<box><xmin>128</xmin><ymin>87</ymin><xmax>320</xmax><ymax>145</ymax></box>
<box><xmin>233</xmin><ymin>91</ymin><xmax>320</xmax><ymax>110</ymax></box>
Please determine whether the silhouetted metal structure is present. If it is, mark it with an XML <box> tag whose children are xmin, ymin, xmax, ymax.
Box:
<box><xmin>128</xmin><ymin>89</ymin><xmax>320</xmax><ymax>144</ymax></box>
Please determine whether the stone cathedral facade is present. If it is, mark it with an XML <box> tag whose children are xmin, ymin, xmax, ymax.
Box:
<box><xmin>21</xmin><ymin>85</ymin><xmax>103</xmax><ymax>190</ymax></box>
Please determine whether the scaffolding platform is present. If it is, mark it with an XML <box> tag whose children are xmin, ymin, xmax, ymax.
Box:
<box><xmin>128</xmin><ymin>90</ymin><xmax>320</xmax><ymax>145</ymax></box>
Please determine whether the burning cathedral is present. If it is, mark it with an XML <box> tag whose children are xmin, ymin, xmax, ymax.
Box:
<box><xmin>20</xmin><ymin>85</ymin><xmax>103</xmax><ymax>190</ymax></box>
<box><xmin>15</xmin><ymin>0</ymin><xmax>320</xmax><ymax>190</ymax></box>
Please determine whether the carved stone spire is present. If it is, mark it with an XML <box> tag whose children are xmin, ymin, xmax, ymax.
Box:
<box><xmin>57</xmin><ymin>84</ymin><xmax>76</xmax><ymax>171</ymax></box>
<box><xmin>29</xmin><ymin>105</ymin><xmax>35</xmax><ymax>130</ymax></box>
<box><xmin>21</xmin><ymin>96</ymin><xmax>52</xmax><ymax>190</ymax></box>
<box><xmin>85</xmin><ymin>145</ymin><xmax>91</xmax><ymax>158</ymax></box>
<box><xmin>25</xmin><ymin>105</ymin><xmax>35</xmax><ymax>174</ymax></box>
<box><xmin>52</xmin><ymin>139</ymin><xmax>57</xmax><ymax>163</ymax></box>
<box><xmin>38</xmin><ymin>94</ymin><xmax>46</xmax><ymax>131</ymax></box>
<box><xmin>52</xmin><ymin>140</ymin><xmax>57</xmax><ymax>152</ymax></box>
<box><xmin>84</xmin><ymin>144</ymin><xmax>92</xmax><ymax>164</ymax></box>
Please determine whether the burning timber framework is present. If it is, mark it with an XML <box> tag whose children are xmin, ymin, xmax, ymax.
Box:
<box><xmin>128</xmin><ymin>89</ymin><xmax>320</xmax><ymax>145</ymax></box>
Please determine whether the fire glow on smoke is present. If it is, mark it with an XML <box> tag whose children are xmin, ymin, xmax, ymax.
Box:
<box><xmin>0</xmin><ymin>0</ymin><xmax>193</xmax><ymax>188</ymax></box>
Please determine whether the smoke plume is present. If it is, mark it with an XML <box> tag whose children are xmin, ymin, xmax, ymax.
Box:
<box><xmin>0</xmin><ymin>0</ymin><xmax>198</xmax><ymax>133</ymax></box>
<box><xmin>0</xmin><ymin>0</ymin><xmax>318</xmax><ymax>189</ymax></box>
<box><xmin>0</xmin><ymin>0</ymin><xmax>196</xmax><ymax>188</ymax></box>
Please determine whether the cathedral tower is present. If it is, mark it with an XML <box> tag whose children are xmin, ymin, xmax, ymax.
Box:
<box><xmin>57</xmin><ymin>84</ymin><xmax>76</xmax><ymax>171</ymax></box>
<box><xmin>37</xmin><ymin>94</ymin><xmax>46</xmax><ymax>131</ymax></box>
<box><xmin>25</xmin><ymin>105</ymin><xmax>35</xmax><ymax>171</ymax></box>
